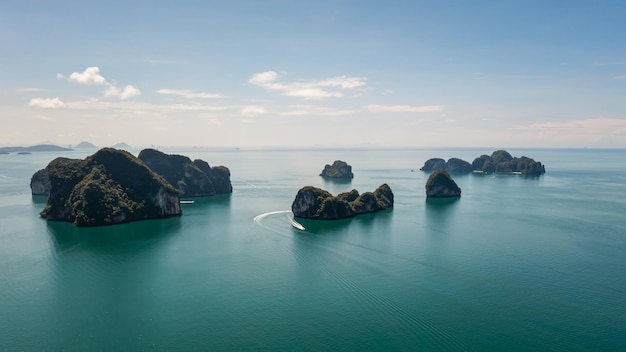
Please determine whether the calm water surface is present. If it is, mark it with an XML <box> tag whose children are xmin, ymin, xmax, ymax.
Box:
<box><xmin>0</xmin><ymin>148</ymin><xmax>625</xmax><ymax>351</ymax></box>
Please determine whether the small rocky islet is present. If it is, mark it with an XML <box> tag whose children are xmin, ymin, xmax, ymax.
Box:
<box><xmin>320</xmin><ymin>160</ymin><xmax>353</xmax><ymax>179</ymax></box>
<box><xmin>425</xmin><ymin>170</ymin><xmax>461</xmax><ymax>198</ymax></box>
<box><xmin>291</xmin><ymin>184</ymin><xmax>394</xmax><ymax>220</ymax></box>
<box><xmin>33</xmin><ymin>148</ymin><xmax>232</xmax><ymax>227</ymax></box>
<box><xmin>420</xmin><ymin>150</ymin><xmax>545</xmax><ymax>175</ymax></box>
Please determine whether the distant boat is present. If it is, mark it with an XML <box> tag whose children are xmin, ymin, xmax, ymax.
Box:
<box><xmin>179</xmin><ymin>200</ymin><xmax>195</xmax><ymax>204</ymax></box>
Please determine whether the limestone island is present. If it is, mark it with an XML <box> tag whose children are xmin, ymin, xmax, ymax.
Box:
<box><xmin>40</xmin><ymin>148</ymin><xmax>181</xmax><ymax>227</ymax></box>
<box><xmin>420</xmin><ymin>150</ymin><xmax>545</xmax><ymax>175</ymax></box>
<box><xmin>0</xmin><ymin>144</ymin><xmax>72</xmax><ymax>153</ymax></box>
<box><xmin>426</xmin><ymin>170</ymin><xmax>461</xmax><ymax>198</ymax></box>
<box><xmin>320</xmin><ymin>160</ymin><xmax>354</xmax><ymax>179</ymax></box>
<box><xmin>138</xmin><ymin>148</ymin><xmax>232</xmax><ymax>197</ymax></box>
<box><xmin>292</xmin><ymin>184</ymin><xmax>393</xmax><ymax>220</ymax></box>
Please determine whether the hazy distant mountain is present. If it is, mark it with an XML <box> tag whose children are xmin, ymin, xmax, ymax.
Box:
<box><xmin>0</xmin><ymin>144</ymin><xmax>72</xmax><ymax>153</ymax></box>
<box><xmin>112</xmin><ymin>142</ymin><xmax>132</xmax><ymax>149</ymax></box>
<box><xmin>74</xmin><ymin>141</ymin><xmax>97</xmax><ymax>148</ymax></box>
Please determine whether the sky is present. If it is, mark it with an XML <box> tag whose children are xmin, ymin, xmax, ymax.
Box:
<box><xmin>1</xmin><ymin>0</ymin><xmax>626</xmax><ymax>148</ymax></box>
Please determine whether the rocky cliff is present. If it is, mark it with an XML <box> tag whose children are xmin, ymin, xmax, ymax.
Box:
<box><xmin>40</xmin><ymin>148</ymin><xmax>181</xmax><ymax>227</ymax></box>
<box><xmin>292</xmin><ymin>184</ymin><xmax>393</xmax><ymax>220</ymax></box>
<box><xmin>138</xmin><ymin>148</ymin><xmax>232</xmax><ymax>197</ymax></box>
<box><xmin>425</xmin><ymin>170</ymin><xmax>461</xmax><ymax>198</ymax></box>
<box><xmin>30</xmin><ymin>167</ymin><xmax>51</xmax><ymax>196</ymax></box>
<box><xmin>320</xmin><ymin>160</ymin><xmax>354</xmax><ymax>178</ymax></box>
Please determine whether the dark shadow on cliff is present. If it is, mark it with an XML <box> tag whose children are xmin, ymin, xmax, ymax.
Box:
<box><xmin>46</xmin><ymin>216</ymin><xmax>182</xmax><ymax>254</ymax></box>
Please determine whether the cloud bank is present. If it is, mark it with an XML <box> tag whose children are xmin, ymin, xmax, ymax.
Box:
<box><xmin>249</xmin><ymin>71</ymin><xmax>366</xmax><ymax>99</ymax></box>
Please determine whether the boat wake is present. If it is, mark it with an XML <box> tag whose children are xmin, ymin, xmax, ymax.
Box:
<box><xmin>253</xmin><ymin>210</ymin><xmax>305</xmax><ymax>231</ymax></box>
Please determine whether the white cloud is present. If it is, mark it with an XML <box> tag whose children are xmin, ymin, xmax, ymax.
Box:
<box><xmin>62</xmin><ymin>98</ymin><xmax>230</xmax><ymax>113</ymax></box>
<box><xmin>240</xmin><ymin>106</ymin><xmax>268</xmax><ymax>117</ymax></box>
<box><xmin>248</xmin><ymin>71</ymin><xmax>366</xmax><ymax>100</ymax></box>
<box><xmin>363</xmin><ymin>104</ymin><xmax>445</xmax><ymax>113</ymax></box>
<box><xmin>63</xmin><ymin>67</ymin><xmax>107</xmax><ymax>85</ymax></box>
<box><xmin>613</xmin><ymin>74</ymin><xmax>626</xmax><ymax>80</ymax></box>
<box><xmin>157</xmin><ymin>89</ymin><xmax>228</xmax><ymax>99</ymax></box>
<box><xmin>104</xmin><ymin>85</ymin><xmax>141</xmax><ymax>100</ymax></box>
<box><xmin>28</xmin><ymin>97</ymin><xmax>65</xmax><ymax>109</ymax></box>
<box><xmin>58</xmin><ymin>66</ymin><xmax>141</xmax><ymax>100</ymax></box>
<box><xmin>249</xmin><ymin>71</ymin><xmax>280</xmax><ymax>86</ymax></box>
<box><xmin>208</xmin><ymin>118</ymin><xmax>222</xmax><ymax>126</ymax></box>
<box><xmin>241</xmin><ymin>118</ymin><xmax>255</xmax><ymax>124</ymax></box>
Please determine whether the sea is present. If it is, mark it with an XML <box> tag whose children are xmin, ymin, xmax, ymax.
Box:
<box><xmin>0</xmin><ymin>147</ymin><xmax>625</xmax><ymax>351</ymax></box>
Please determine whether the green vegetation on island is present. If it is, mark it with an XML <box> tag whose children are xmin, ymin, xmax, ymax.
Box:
<box><xmin>40</xmin><ymin>148</ymin><xmax>181</xmax><ymax>227</ymax></box>
<box><xmin>138</xmin><ymin>148</ymin><xmax>232</xmax><ymax>197</ymax></box>
<box><xmin>292</xmin><ymin>184</ymin><xmax>393</xmax><ymax>220</ymax></box>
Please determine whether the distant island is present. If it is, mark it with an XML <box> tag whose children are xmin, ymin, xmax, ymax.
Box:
<box><xmin>320</xmin><ymin>160</ymin><xmax>354</xmax><ymax>178</ymax></box>
<box><xmin>420</xmin><ymin>150</ymin><xmax>545</xmax><ymax>175</ymax></box>
<box><xmin>40</xmin><ymin>148</ymin><xmax>181</xmax><ymax>227</ymax></box>
<box><xmin>292</xmin><ymin>184</ymin><xmax>393</xmax><ymax>220</ymax></box>
<box><xmin>112</xmin><ymin>142</ymin><xmax>132</xmax><ymax>149</ymax></box>
<box><xmin>74</xmin><ymin>141</ymin><xmax>97</xmax><ymax>148</ymax></box>
<box><xmin>0</xmin><ymin>144</ymin><xmax>72</xmax><ymax>153</ymax></box>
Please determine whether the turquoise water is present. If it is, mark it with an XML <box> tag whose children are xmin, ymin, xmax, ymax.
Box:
<box><xmin>1</xmin><ymin>148</ymin><xmax>625</xmax><ymax>351</ymax></box>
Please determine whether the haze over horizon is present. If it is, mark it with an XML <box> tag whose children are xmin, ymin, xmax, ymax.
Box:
<box><xmin>2</xmin><ymin>1</ymin><xmax>626</xmax><ymax>148</ymax></box>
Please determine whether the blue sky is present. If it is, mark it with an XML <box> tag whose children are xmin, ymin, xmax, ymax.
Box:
<box><xmin>2</xmin><ymin>0</ymin><xmax>626</xmax><ymax>148</ymax></box>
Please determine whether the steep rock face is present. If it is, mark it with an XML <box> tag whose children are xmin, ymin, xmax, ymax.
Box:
<box><xmin>40</xmin><ymin>148</ymin><xmax>181</xmax><ymax>227</ymax></box>
<box><xmin>30</xmin><ymin>168</ymin><xmax>51</xmax><ymax>196</ymax></box>
<box><xmin>320</xmin><ymin>160</ymin><xmax>354</xmax><ymax>178</ymax></box>
<box><xmin>292</xmin><ymin>184</ymin><xmax>393</xmax><ymax>220</ymax></box>
<box><xmin>138</xmin><ymin>149</ymin><xmax>232</xmax><ymax>197</ymax></box>
<box><xmin>425</xmin><ymin>170</ymin><xmax>461</xmax><ymax>198</ymax></box>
